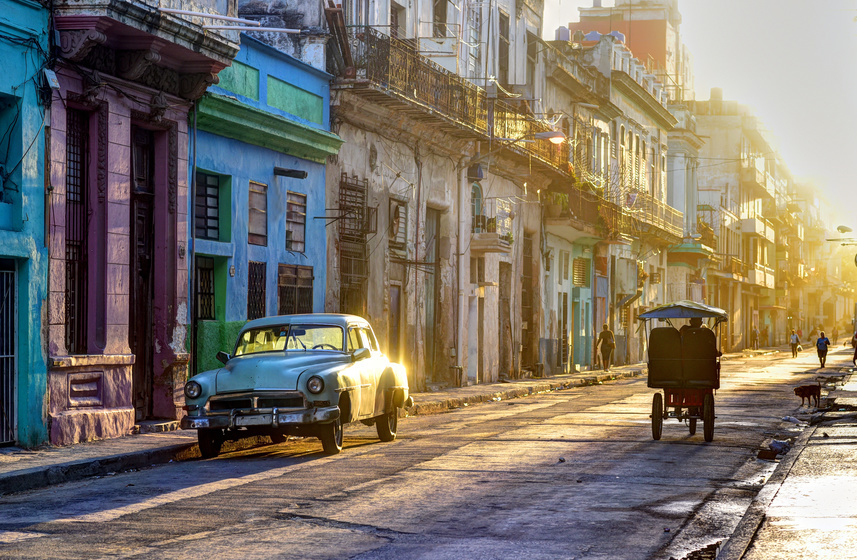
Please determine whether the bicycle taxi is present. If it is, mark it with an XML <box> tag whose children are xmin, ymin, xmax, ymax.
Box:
<box><xmin>638</xmin><ymin>300</ymin><xmax>728</xmax><ymax>442</ymax></box>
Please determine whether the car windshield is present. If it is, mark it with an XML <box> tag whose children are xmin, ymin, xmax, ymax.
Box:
<box><xmin>234</xmin><ymin>325</ymin><xmax>344</xmax><ymax>356</ymax></box>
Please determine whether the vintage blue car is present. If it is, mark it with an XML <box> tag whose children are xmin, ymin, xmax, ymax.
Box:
<box><xmin>181</xmin><ymin>314</ymin><xmax>411</xmax><ymax>457</ymax></box>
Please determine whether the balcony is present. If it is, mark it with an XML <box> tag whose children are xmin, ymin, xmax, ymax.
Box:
<box><xmin>623</xmin><ymin>190</ymin><xmax>683</xmax><ymax>240</ymax></box>
<box><xmin>544</xmin><ymin>189</ymin><xmax>605</xmax><ymax>241</ymax></box>
<box><xmin>329</xmin><ymin>26</ymin><xmax>570</xmax><ymax>176</ymax></box>
<box><xmin>740</xmin><ymin>216</ymin><xmax>775</xmax><ymax>243</ymax></box>
<box><xmin>472</xmin><ymin>198</ymin><xmax>512</xmax><ymax>254</ymax></box>
<box><xmin>740</xmin><ymin>160</ymin><xmax>774</xmax><ymax>199</ymax></box>
<box><xmin>748</xmin><ymin>264</ymin><xmax>775</xmax><ymax>289</ymax></box>
<box><xmin>726</xmin><ymin>256</ymin><xmax>745</xmax><ymax>276</ymax></box>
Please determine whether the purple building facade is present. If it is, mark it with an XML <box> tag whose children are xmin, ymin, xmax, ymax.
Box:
<box><xmin>46</xmin><ymin>3</ymin><xmax>239</xmax><ymax>445</ymax></box>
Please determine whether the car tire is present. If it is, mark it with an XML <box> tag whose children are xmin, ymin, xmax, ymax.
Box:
<box><xmin>375</xmin><ymin>409</ymin><xmax>398</xmax><ymax>442</ymax></box>
<box><xmin>319</xmin><ymin>415</ymin><xmax>343</xmax><ymax>455</ymax></box>
<box><xmin>270</xmin><ymin>432</ymin><xmax>288</xmax><ymax>444</ymax></box>
<box><xmin>198</xmin><ymin>429</ymin><xmax>223</xmax><ymax>459</ymax></box>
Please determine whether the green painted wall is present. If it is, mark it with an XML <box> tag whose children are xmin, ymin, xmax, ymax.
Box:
<box><xmin>218</xmin><ymin>61</ymin><xmax>260</xmax><ymax>101</ymax></box>
<box><xmin>267</xmin><ymin>76</ymin><xmax>323</xmax><ymax>124</ymax></box>
<box><xmin>196</xmin><ymin>320</ymin><xmax>245</xmax><ymax>374</ymax></box>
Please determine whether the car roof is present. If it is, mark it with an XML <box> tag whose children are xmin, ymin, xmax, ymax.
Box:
<box><xmin>242</xmin><ymin>313</ymin><xmax>369</xmax><ymax>330</ymax></box>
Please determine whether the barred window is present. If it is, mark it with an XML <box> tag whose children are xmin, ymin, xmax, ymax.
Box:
<box><xmin>285</xmin><ymin>191</ymin><xmax>306</xmax><ymax>252</ymax></box>
<box><xmin>248</xmin><ymin>181</ymin><xmax>267</xmax><ymax>246</ymax></box>
<box><xmin>278</xmin><ymin>264</ymin><xmax>314</xmax><ymax>315</ymax></box>
<box><xmin>195</xmin><ymin>172</ymin><xmax>220</xmax><ymax>241</ymax></box>
<box><xmin>65</xmin><ymin>108</ymin><xmax>89</xmax><ymax>354</ymax></box>
<box><xmin>195</xmin><ymin>256</ymin><xmax>215</xmax><ymax>320</ymax></box>
<box><xmin>247</xmin><ymin>261</ymin><xmax>266</xmax><ymax>320</ymax></box>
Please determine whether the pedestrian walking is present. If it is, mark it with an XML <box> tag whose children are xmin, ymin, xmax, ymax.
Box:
<box><xmin>750</xmin><ymin>325</ymin><xmax>759</xmax><ymax>350</ymax></box>
<box><xmin>596</xmin><ymin>323</ymin><xmax>615</xmax><ymax>372</ymax></box>
<box><xmin>832</xmin><ymin>326</ymin><xmax>840</xmax><ymax>346</ymax></box>
<box><xmin>789</xmin><ymin>329</ymin><xmax>800</xmax><ymax>358</ymax></box>
<box><xmin>816</xmin><ymin>331</ymin><xmax>831</xmax><ymax>368</ymax></box>
<box><xmin>851</xmin><ymin>331</ymin><xmax>857</xmax><ymax>367</ymax></box>
<box><xmin>761</xmin><ymin>326</ymin><xmax>769</xmax><ymax>347</ymax></box>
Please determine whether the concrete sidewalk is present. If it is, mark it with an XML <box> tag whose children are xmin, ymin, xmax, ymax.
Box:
<box><xmin>717</xmin><ymin>351</ymin><xmax>857</xmax><ymax>560</ymax></box>
<box><xmin>0</xmin><ymin>363</ymin><xmax>647</xmax><ymax>496</ymax></box>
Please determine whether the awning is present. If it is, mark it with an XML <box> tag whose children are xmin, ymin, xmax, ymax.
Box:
<box><xmin>637</xmin><ymin>300</ymin><xmax>728</xmax><ymax>324</ymax></box>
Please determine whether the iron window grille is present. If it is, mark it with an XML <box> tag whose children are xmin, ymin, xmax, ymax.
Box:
<box><xmin>248</xmin><ymin>181</ymin><xmax>268</xmax><ymax>246</ymax></box>
<box><xmin>278</xmin><ymin>264</ymin><xmax>314</xmax><ymax>315</ymax></box>
<box><xmin>195</xmin><ymin>172</ymin><xmax>220</xmax><ymax>241</ymax></box>
<box><xmin>65</xmin><ymin>108</ymin><xmax>89</xmax><ymax>355</ymax></box>
<box><xmin>195</xmin><ymin>256</ymin><xmax>216</xmax><ymax>320</ymax></box>
<box><xmin>247</xmin><ymin>261</ymin><xmax>266</xmax><ymax>320</ymax></box>
<box><xmin>285</xmin><ymin>191</ymin><xmax>307</xmax><ymax>253</ymax></box>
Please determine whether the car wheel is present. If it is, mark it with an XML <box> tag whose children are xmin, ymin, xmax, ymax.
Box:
<box><xmin>319</xmin><ymin>415</ymin><xmax>343</xmax><ymax>455</ymax></box>
<box><xmin>270</xmin><ymin>432</ymin><xmax>288</xmax><ymax>444</ymax></box>
<box><xmin>376</xmin><ymin>409</ymin><xmax>398</xmax><ymax>442</ymax></box>
<box><xmin>198</xmin><ymin>429</ymin><xmax>223</xmax><ymax>459</ymax></box>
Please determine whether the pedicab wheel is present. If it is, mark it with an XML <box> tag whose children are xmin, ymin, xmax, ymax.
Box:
<box><xmin>651</xmin><ymin>392</ymin><xmax>663</xmax><ymax>440</ymax></box>
<box><xmin>689</xmin><ymin>417</ymin><xmax>697</xmax><ymax>435</ymax></box>
<box><xmin>703</xmin><ymin>393</ymin><xmax>715</xmax><ymax>442</ymax></box>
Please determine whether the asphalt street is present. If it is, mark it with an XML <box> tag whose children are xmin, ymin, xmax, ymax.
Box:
<box><xmin>0</xmin><ymin>348</ymin><xmax>846</xmax><ymax>560</ymax></box>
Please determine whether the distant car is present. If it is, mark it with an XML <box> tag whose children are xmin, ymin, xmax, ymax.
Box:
<box><xmin>181</xmin><ymin>314</ymin><xmax>411</xmax><ymax>458</ymax></box>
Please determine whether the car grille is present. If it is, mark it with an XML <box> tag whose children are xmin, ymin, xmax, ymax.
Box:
<box><xmin>208</xmin><ymin>392</ymin><xmax>306</xmax><ymax>411</ymax></box>
<box><xmin>258</xmin><ymin>396</ymin><xmax>305</xmax><ymax>408</ymax></box>
<box><xmin>209</xmin><ymin>398</ymin><xmax>253</xmax><ymax>411</ymax></box>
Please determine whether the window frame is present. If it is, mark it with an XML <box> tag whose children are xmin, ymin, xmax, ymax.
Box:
<box><xmin>285</xmin><ymin>190</ymin><xmax>307</xmax><ymax>253</ymax></box>
<box><xmin>248</xmin><ymin>181</ymin><xmax>268</xmax><ymax>246</ymax></box>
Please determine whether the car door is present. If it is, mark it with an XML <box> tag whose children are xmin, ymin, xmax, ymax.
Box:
<box><xmin>356</xmin><ymin>326</ymin><xmax>383</xmax><ymax>417</ymax></box>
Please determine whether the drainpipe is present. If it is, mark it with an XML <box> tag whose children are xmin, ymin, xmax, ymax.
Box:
<box><xmin>188</xmin><ymin>101</ymin><xmax>198</xmax><ymax>376</ymax></box>
<box><xmin>456</xmin><ymin>155</ymin><xmax>468</xmax><ymax>386</ymax></box>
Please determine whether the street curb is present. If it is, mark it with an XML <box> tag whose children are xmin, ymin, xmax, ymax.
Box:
<box><xmin>715</xmin><ymin>423</ymin><xmax>817</xmax><ymax>560</ymax></box>
<box><xmin>0</xmin><ymin>435</ymin><xmax>271</xmax><ymax>497</ymax></box>
<box><xmin>405</xmin><ymin>368</ymin><xmax>645</xmax><ymax>416</ymax></box>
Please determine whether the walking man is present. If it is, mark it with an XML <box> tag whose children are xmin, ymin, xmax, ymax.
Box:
<box><xmin>816</xmin><ymin>331</ymin><xmax>831</xmax><ymax>368</ymax></box>
<box><xmin>851</xmin><ymin>331</ymin><xmax>857</xmax><ymax>367</ymax></box>
<box><xmin>790</xmin><ymin>329</ymin><xmax>800</xmax><ymax>358</ymax></box>
<box><xmin>596</xmin><ymin>323</ymin><xmax>615</xmax><ymax>372</ymax></box>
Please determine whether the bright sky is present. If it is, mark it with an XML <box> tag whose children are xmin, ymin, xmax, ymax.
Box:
<box><xmin>542</xmin><ymin>0</ymin><xmax>857</xmax><ymax>228</ymax></box>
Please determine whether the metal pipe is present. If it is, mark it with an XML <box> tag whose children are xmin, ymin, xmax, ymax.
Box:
<box><xmin>159</xmin><ymin>8</ymin><xmax>261</xmax><ymax>26</ymax></box>
<box><xmin>202</xmin><ymin>26</ymin><xmax>301</xmax><ymax>33</ymax></box>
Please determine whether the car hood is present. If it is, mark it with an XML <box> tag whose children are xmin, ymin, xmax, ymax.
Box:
<box><xmin>215</xmin><ymin>352</ymin><xmax>350</xmax><ymax>393</ymax></box>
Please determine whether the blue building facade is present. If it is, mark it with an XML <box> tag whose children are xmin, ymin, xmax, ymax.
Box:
<box><xmin>190</xmin><ymin>35</ymin><xmax>342</xmax><ymax>373</ymax></box>
<box><xmin>0</xmin><ymin>1</ymin><xmax>49</xmax><ymax>446</ymax></box>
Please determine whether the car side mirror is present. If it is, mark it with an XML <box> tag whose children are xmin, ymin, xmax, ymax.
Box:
<box><xmin>351</xmin><ymin>347</ymin><xmax>370</xmax><ymax>362</ymax></box>
<box><xmin>216</xmin><ymin>351</ymin><xmax>231</xmax><ymax>365</ymax></box>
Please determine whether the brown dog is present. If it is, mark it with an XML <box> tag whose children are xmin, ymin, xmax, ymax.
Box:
<box><xmin>794</xmin><ymin>383</ymin><xmax>821</xmax><ymax>407</ymax></box>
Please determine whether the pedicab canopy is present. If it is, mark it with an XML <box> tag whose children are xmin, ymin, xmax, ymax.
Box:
<box><xmin>637</xmin><ymin>300</ymin><xmax>728</xmax><ymax>325</ymax></box>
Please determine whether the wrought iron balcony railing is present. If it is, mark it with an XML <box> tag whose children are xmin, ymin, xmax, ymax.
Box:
<box><xmin>621</xmin><ymin>189</ymin><xmax>683</xmax><ymax>239</ymax></box>
<box><xmin>336</xmin><ymin>26</ymin><xmax>570</xmax><ymax>175</ymax></box>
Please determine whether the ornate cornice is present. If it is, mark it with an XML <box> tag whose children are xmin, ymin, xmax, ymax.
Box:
<box><xmin>179</xmin><ymin>73</ymin><xmax>219</xmax><ymax>101</ymax></box>
<box><xmin>59</xmin><ymin>29</ymin><xmax>107</xmax><ymax>62</ymax></box>
<box><xmin>117</xmin><ymin>49</ymin><xmax>162</xmax><ymax>81</ymax></box>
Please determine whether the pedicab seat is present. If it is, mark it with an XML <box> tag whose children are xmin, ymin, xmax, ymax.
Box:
<box><xmin>680</xmin><ymin>328</ymin><xmax>720</xmax><ymax>389</ymax></box>
<box><xmin>647</xmin><ymin>327</ymin><xmax>683</xmax><ymax>389</ymax></box>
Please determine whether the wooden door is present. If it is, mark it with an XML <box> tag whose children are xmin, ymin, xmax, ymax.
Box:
<box><xmin>130</xmin><ymin>127</ymin><xmax>155</xmax><ymax>422</ymax></box>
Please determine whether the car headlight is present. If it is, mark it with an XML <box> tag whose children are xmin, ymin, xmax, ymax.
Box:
<box><xmin>307</xmin><ymin>376</ymin><xmax>324</xmax><ymax>394</ymax></box>
<box><xmin>185</xmin><ymin>380</ymin><xmax>202</xmax><ymax>399</ymax></box>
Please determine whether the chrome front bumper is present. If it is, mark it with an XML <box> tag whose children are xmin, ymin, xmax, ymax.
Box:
<box><xmin>181</xmin><ymin>405</ymin><xmax>340</xmax><ymax>430</ymax></box>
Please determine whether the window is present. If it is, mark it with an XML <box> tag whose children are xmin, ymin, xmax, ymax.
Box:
<box><xmin>247</xmin><ymin>261</ymin><xmax>266</xmax><ymax>320</ymax></box>
<box><xmin>498</xmin><ymin>12</ymin><xmax>510</xmax><ymax>86</ymax></box>
<box><xmin>433</xmin><ymin>0</ymin><xmax>447</xmax><ymax>37</ymax></box>
<box><xmin>572</xmin><ymin>257</ymin><xmax>591</xmax><ymax>287</ymax></box>
<box><xmin>347</xmin><ymin>327</ymin><xmax>361</xmax><ymax>351</ymax></box>
<box><xmin>390</xmin><ymin>199</ymin><xmax>408</xmax><ymax>248</ymax></box>
<box><xmin>195</xmin><ymin>172</ymin><xmax>220</xmax><ymax>241</ymax></box>
<box><xmin>470</xmin><ymin>256</ymin><xmax>485</xmax><ymax>283</ymax></box>
<box><xmin>466</xmin><ymin>2</ymin><xmax>481</xmax><ymax>75</ymax></box>
<box><xmin>278</xmin><ymin>264</ymin><xmax>314</xmax><ymax>315</ymax></box>
<box><xmin>471</xmin><ymin>183</ymin><xmax>483</xmax><ymax>232</ymax></box>
<box><xmin>65</xmin><ymin>108</ymin><xmax>89</xmax><ymax>354</ymax></box>
<box><xmin>562</xmin><ymin>251</ymin><xmax>570</xmax><ymax>281</ymax></box>
<box><xmin>195</xmin><ymin>256</ymin><xmax>216</xmax><ymax>320</ymax></box>
<box><xmin>526</xmin><ymin>32</ymin><xmax>538</xmax><ymax>90</ymax></box>
<box><xmin>248</xmin><ymin>181</ymin><xmax>267</xmax><ymax>246</ymax></box>
<box><xmin>358</xmin><ymin>328</ymin><xmax>378</xmax><ymax>351</ymax></box>
<box><xmin>391</xmin><ymin>1</ymin><xmax>406</xmax><ymax>38</ymax></box>
<box><xmin>285</xmin><ymin>191</ymin><xmax>306</xmax><ymax>252</ymax></box>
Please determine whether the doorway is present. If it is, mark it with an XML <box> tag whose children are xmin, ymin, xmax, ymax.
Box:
<box><xmin>0</xmin><ymin>259</ymin><xmax>15</xmax><ymax>444</ymax></box>
<box><xmin>389</xmin><ymin>284</ymin><xmax>401</xmax><ymax>363</ymax></box>
<box><xmin>130</xmin><ymin>127</ymin><xmax>156</xmax><ymax>422</ymax></box>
